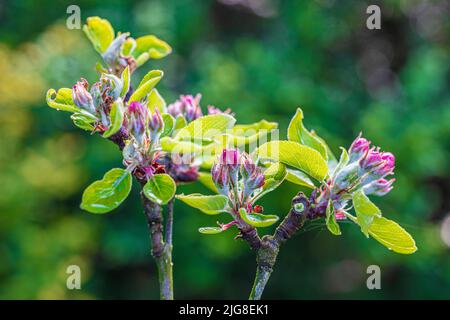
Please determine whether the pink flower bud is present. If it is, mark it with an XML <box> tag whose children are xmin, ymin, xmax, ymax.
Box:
<box><xmin>360</xmin><ymin>147</ymin><xmax>383</xmax><ymax>171</ymax></box>
<box><xmin>349</xmin><ymin>133</ymin><xmax>371</xmax><ymax>162</ymax></box>
<box><xmin>167</xmin><ymin>94</ymin><xmax>203</xmax><ymax>122</ymax></box>
<box><xmin>149</xmin><ymin>110</ymin><xmax>163</xmax><ymax>133</ymax></box>
<box><xmin>72</xmin><ymin>79</ymin><xmax>95</xmax><ymax>113</ymax></box>
<box><xmin>127</xmin><ymin>102</ymin><xmax>148</xmax><ymax>143</ymax></box>
<box><xmin>363</xmin><ymin>178</ymin><xmax>395</xmax><ymax>196</ymax></box>
<box><xmin>207</xmin><ymin>105</ymin><xmax>232</xmax><ymax>115</ymax></box>
<box><xmin>220</xmin><ymin>149</ymin><xmax>239</xmax><ymax>166</ymax></box>
<box><xmin>211</xmin><ymin>163</ymin><xmax>229</xmax><ymax>195</ymax></box>
<box><xmin>184</xmin><ymin>94</ymin><xmax>203</xmax><ymax>122</ymax></box>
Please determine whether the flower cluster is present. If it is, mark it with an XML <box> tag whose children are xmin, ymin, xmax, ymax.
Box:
<box><xmin>314</xmin><ymin>134</ymin><xmax>396</xmax><ymax>219</ymax></box>
<box><xmin>122</xmin><ymin>101</ymin><xmax>165</xmax><ymax>180</ymax></box>
<box><xmin>72</xmin><ymin>75</ymin><xmax>124</xmax><ymax>132</ymax></box>
<box><xmin>167</xmin><ymin>94</ymin><xmax>232</xmax><ymax>123</ymax></box>
<box><xmin>211</xmin><ymin>149</ymin><xmax>265</xmax><ymax>212</ymax></box>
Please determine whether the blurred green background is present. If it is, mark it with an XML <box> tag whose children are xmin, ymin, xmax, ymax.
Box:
<box><xmin>0</xmin><ymin>0</ymin><xmax>449</xmax><ymax>299</ymax></box>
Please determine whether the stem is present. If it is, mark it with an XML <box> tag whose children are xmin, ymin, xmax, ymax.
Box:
<box><xmin>166</xmin><ymin>198</ymin><xmax>174</xmax><ymax>246</ymax></box>
<box><xmin>248</xmin><ymin>192</ymin><xmax>315</xmax><ymax>300</ymax></box>
<box><xmin>249</xmin><ymin>265</ymin><xmax>272</xmax><ymax>300</ymax></box>
<box><xmin>141</xmin><ymin>192</ymin><xmax>174</xmax><ymax>300</ymax></box>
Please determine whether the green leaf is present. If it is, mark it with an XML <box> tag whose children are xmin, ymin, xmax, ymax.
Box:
<box><xmin>81</xmin><ymin>168</ymin><xmax>132</xmax><ymax>214</ymax></box>
<box><xmin>129</xmin><ymin>70</ymin><xmax>163</xmax><ymax>103</ymax></box>
<box><xmin>147</xmin><ymin>89</ymin><xmax>166</xmax><ymax>113</ymax></box>
<box><xmin>121</xmin><ymin>37</ymin><xmax>136</xmax><ymax>57</ymax></box>
<box><xmin>71</xmin><ymin>112</ymin><xmax>96</xmax><ymax>131</ymax></box>
<box><xmin>219</xmin><ymin>120</ymin><xmax>278</xmax><ymax>146</ymax></box>
<box><xmin>285</xmin><ymin>168</ymin><xmax>315</xmax><ymax>189</ymax></box>
<box><xmin>133</xmin><ymin>35</ymin><xmax>172</xmax><ymax>66</ymax></box>
<box><xmin>325</xmin><ymin>200</ymin><xmax>341</xmax><ymax>236</ymax></box>
<box><xmin>367</xmin><ymin>217</ymin><xmax>417</xmax><ymax>254</ymax></box>
<box><xmin>239</xmin><ymin>208</ymin><xmax>279</xmax><ymax>228</ymax></box>
<box><xmin>103</xmin><ymin>99</ymin><xmax>124</xmax><ymax>138</ymax></box>
<box><xmin>198</xmin><ymin>227</ymin><xmax>224</xmax><ymax>235</ymax></box>
<box><xmin>143</xmin><ymin>174</ymin><xmax>176</xmax><ymax>205</ymax></box>
<box><xmin>160</xmin><ymin>137</ymin><xmax>205</xmax><ymax>154</ymax></box>
<box><xmin>46</xmin><ymin>88</ymin><xmax>79</xmax><ymax>113</ymax></box>
<box><xmin>252</xmin><ymin>163</ymin><xmax>287</xmax><ymax>202</ymax></box>
<box><xmin>120</xmin><ymin>66</ymin><xmax>130</xmax><ymax>98</ymax></box>
<box><xmin>332</xmin><ymin>147</ymin><xmax>349</xmax><ymax>178</ymax></box>
<box><xmin>257</xmin><ymin>141</ymin><xmax>328</xmax><ymax>181</ymax></box>
<box><xmin>160</xmin><ymin>113</ymin><xmax>175</xmax><ymax>138</ymax></box>
<box><xmin>83</xmin><ymin>16</ymin><xmax>115</xmax><ymax>54</ymax></box>
<box><xmin>174</xmin><ymin>115</ymin><xmax>187</xmax><ymax>131</ymax></box>
<box><xmin>176</xmin><ymin>194</ymin><xmax>229</xmax><ymax>215</ymax></box>
<box><xmin>353</xmin><ymin>190</ymin><xmax>382</xmax><ymax>237</ymax></box>
<box><xmin>175</xmin><ymin>114</ymin><xmax>236</xmax><ymax>141</ymax></box>
<box><xmin>287</xmin><ymin>108</ymin><xmax>328</xmax><ymax>160</ymax></box>
<box><xmin>197</xmin><ymin>172</ymin><xmax>219</xmax><ymax>193</ymax></box>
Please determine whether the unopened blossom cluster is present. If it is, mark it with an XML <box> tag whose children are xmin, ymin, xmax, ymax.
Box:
<box><xmin>211</xmin><ymin>149</ymin><xmax>265</xmax><ymax>226</ymax></box>
<box><xmin>314</xmin><ymin>134</ymin><xmax>396</xmax><ymax>219</ymax></box>
<box><xmin>122</xmin><ymin>101</ymin><xmax>165</xmax><ymax>181</ymax></box>
<box><xmin>72</xmin><ymin>75</ymin><xmax>124</xmax><ymax>132</ymax></box>
<box><xmin>73</xmin><ymin>78</ymin><xmax>232</xmax><ymax>183</ymax></box>
<box><xmin>167</xmin><ymin>94</ymin><xmax>232</xmax><ymax>123</ymax></box>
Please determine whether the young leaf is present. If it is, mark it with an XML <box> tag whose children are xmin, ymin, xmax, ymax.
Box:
<box><xmin>257</xmin><ymin>141</ymin><xmax>328</xmax><ymax>181</ymax></box>
<box><xmin>174</xmin><ymin>115</ymin><xmax>187</xmax><ymax>131</ymax></box>
<box><xmin>367</xmin><ymin>216</ymin><xmax>417</xmax><ymax>254</ymax></box>
<box><xmin>133</xmin><ymin>35</ymin><xmax>172</xmax><ymax>65</ymax></box>
<box><xmin>353</xmin><ymin>190</ymin><xmax>382</xmax><ymax>237</ymax></box>
<box><xmin>143</xmin><ymin>173</ymin><xmax>176</xmax><ymax>205</ymax></box>
<box><xmin>218</xmin><ymin>120</ymin><xmax>278</xmax><ymax>146</ymax></box>
<box><xmin>160</xmin><ymin>137</ymin><xmax>205</xmax><ymax>154</ymax></box>
<box><xmin>103</xmin><ymin>99</ymin><xmax>124</xmax><ymax>138</ymax></box>
<box><xmin>147</xmin><ymin>89</ymin><xmax>166</xmax><ymax>113</ymax></box>
<box><xmin>176</xmin><ymin>194</ymin><xmax>228</xmax><ymax>215</ymax></box>
<box><xmin>81</xmin><ymin>168</ymin><xmax>132</xmax><ymax>214</ymax></box>
<box><xmin>197</xmin><ymin>172</ymin><xmax>219</xmax><ymax>193</ymax></box>
<box><xmin>160</xmin><ymin>113</ymin><xmax>175</xmax><ymax>138</ymax></box>
<box><xmin>325</xmin><ymin>200</ymin><xmax>341</xmax><ymax>236</ymax></box>
<box><xmin>285</xmin><ymin>169</ymin><xmax>315</xmax><ymax>189</ymax></box>
<box><xmin>332</xmin><ymin>147</ymin><xmax>349</xmax><ymax>179</ymax></box>
<box><xmin>252</xmin><ymin>163</ymin><xmax>287</xmax><ymax>202</ymax></box>
<box><xmin>121</xmin><ymin>37</ymin><xmax>136</xmax><ymax>57</ymax></box>
<box><xmin>128</xmin><ymin>70</ymin><xmax>163</xmax><ymax>103</ymax></box>
<box><xmin>120</xmin><ymin>66</ymin><xmax>130</xmax><ymax>98</ymax></box>
<box><xmin>198</xmin><ymin>227</ymin><xmax>224</xmax><ymax>235</ymax></box>
<box><xmin>71</xmin><ymin>112</ymin><xmax>96</xmax><ymax>131</ymax></box>
<box><xmin>83</xmin><ymin>17</ymin><xmax>115</xmax><ymax>54</ymax></box>
<box><xmin>287</xmin><ymin>108</ymin><xmax>328</xmax><ymax>160</ymax></box>
<box><xmin>175</xmin><ymin>114</ymin><xmax>236</xmax><ymax>141</ymax></box>
<box><xmin>46</xmin><ymin>88</ymin><xmax>79</xmax><ymax>113</ymax></box>
<box><xmin>239</xmin><ymin>208</ymin><xmax>279</xmax><ymax>228</ymax></box>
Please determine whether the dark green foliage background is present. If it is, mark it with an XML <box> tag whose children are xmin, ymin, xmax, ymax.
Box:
<box><xmin>0</xmin><ymin>0</ymin><xmax>448</xmax><ymax>299</ymax></box>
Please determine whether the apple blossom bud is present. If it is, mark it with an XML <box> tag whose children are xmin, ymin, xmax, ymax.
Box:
<box><xmin>72</xmin><ymin>79</ymin><xmax>95</xmax><ymax>114</ymax></box>
<box><xmin>184</xmin><ymin>94</ymin><xmax>203</xmax><ymax>122</ymax></box>
<box><xmin>373</xmin><ymin>152</ymin><xmax>395</xmax><ymax>176</ymax></box>
<box><xmin>359</xmin><ymin>147</ymin><xmax>384</xmax><ymax>171</ymax></box>
<box><xmin>207</xmin><ymin>105</ymin><xmax>232</xmax><ymax>115</ymax></box>
<box><xmin>211</xmin><ymin>163</ymin><xmax>229</xmax><ymax>195</ymax></box>
<box><xmin>127</xmin><ymin>101</ymin><xmax>148</xmax><ymax>144</ymax></box>
<box><xmin>363</xmin><ymin>178</ymin><xmax>395</xmax><ymax>196</ymax></box>
<box><xmin>167</xmin><ymin>94</ymin><xmax>203</xmax><ymax>122</ymax></box>
<box><xmin>149</xmin><ymin>110</ymin><xmax>164</xmax><ymax>133</ymax></box>
<box><xmin>220</xmin><ymin>149</ymin><xmax>239</xmax><ymax>166</ymax></box>
<box><xmin>348</xmin><ymin>134</ymin><xmax>370</xmax><ymax>162</ymax></box>
<box><xmin>240</xmin><ymin>152</ymin><xmax>265</xmax><ymax>198</ymax></box>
